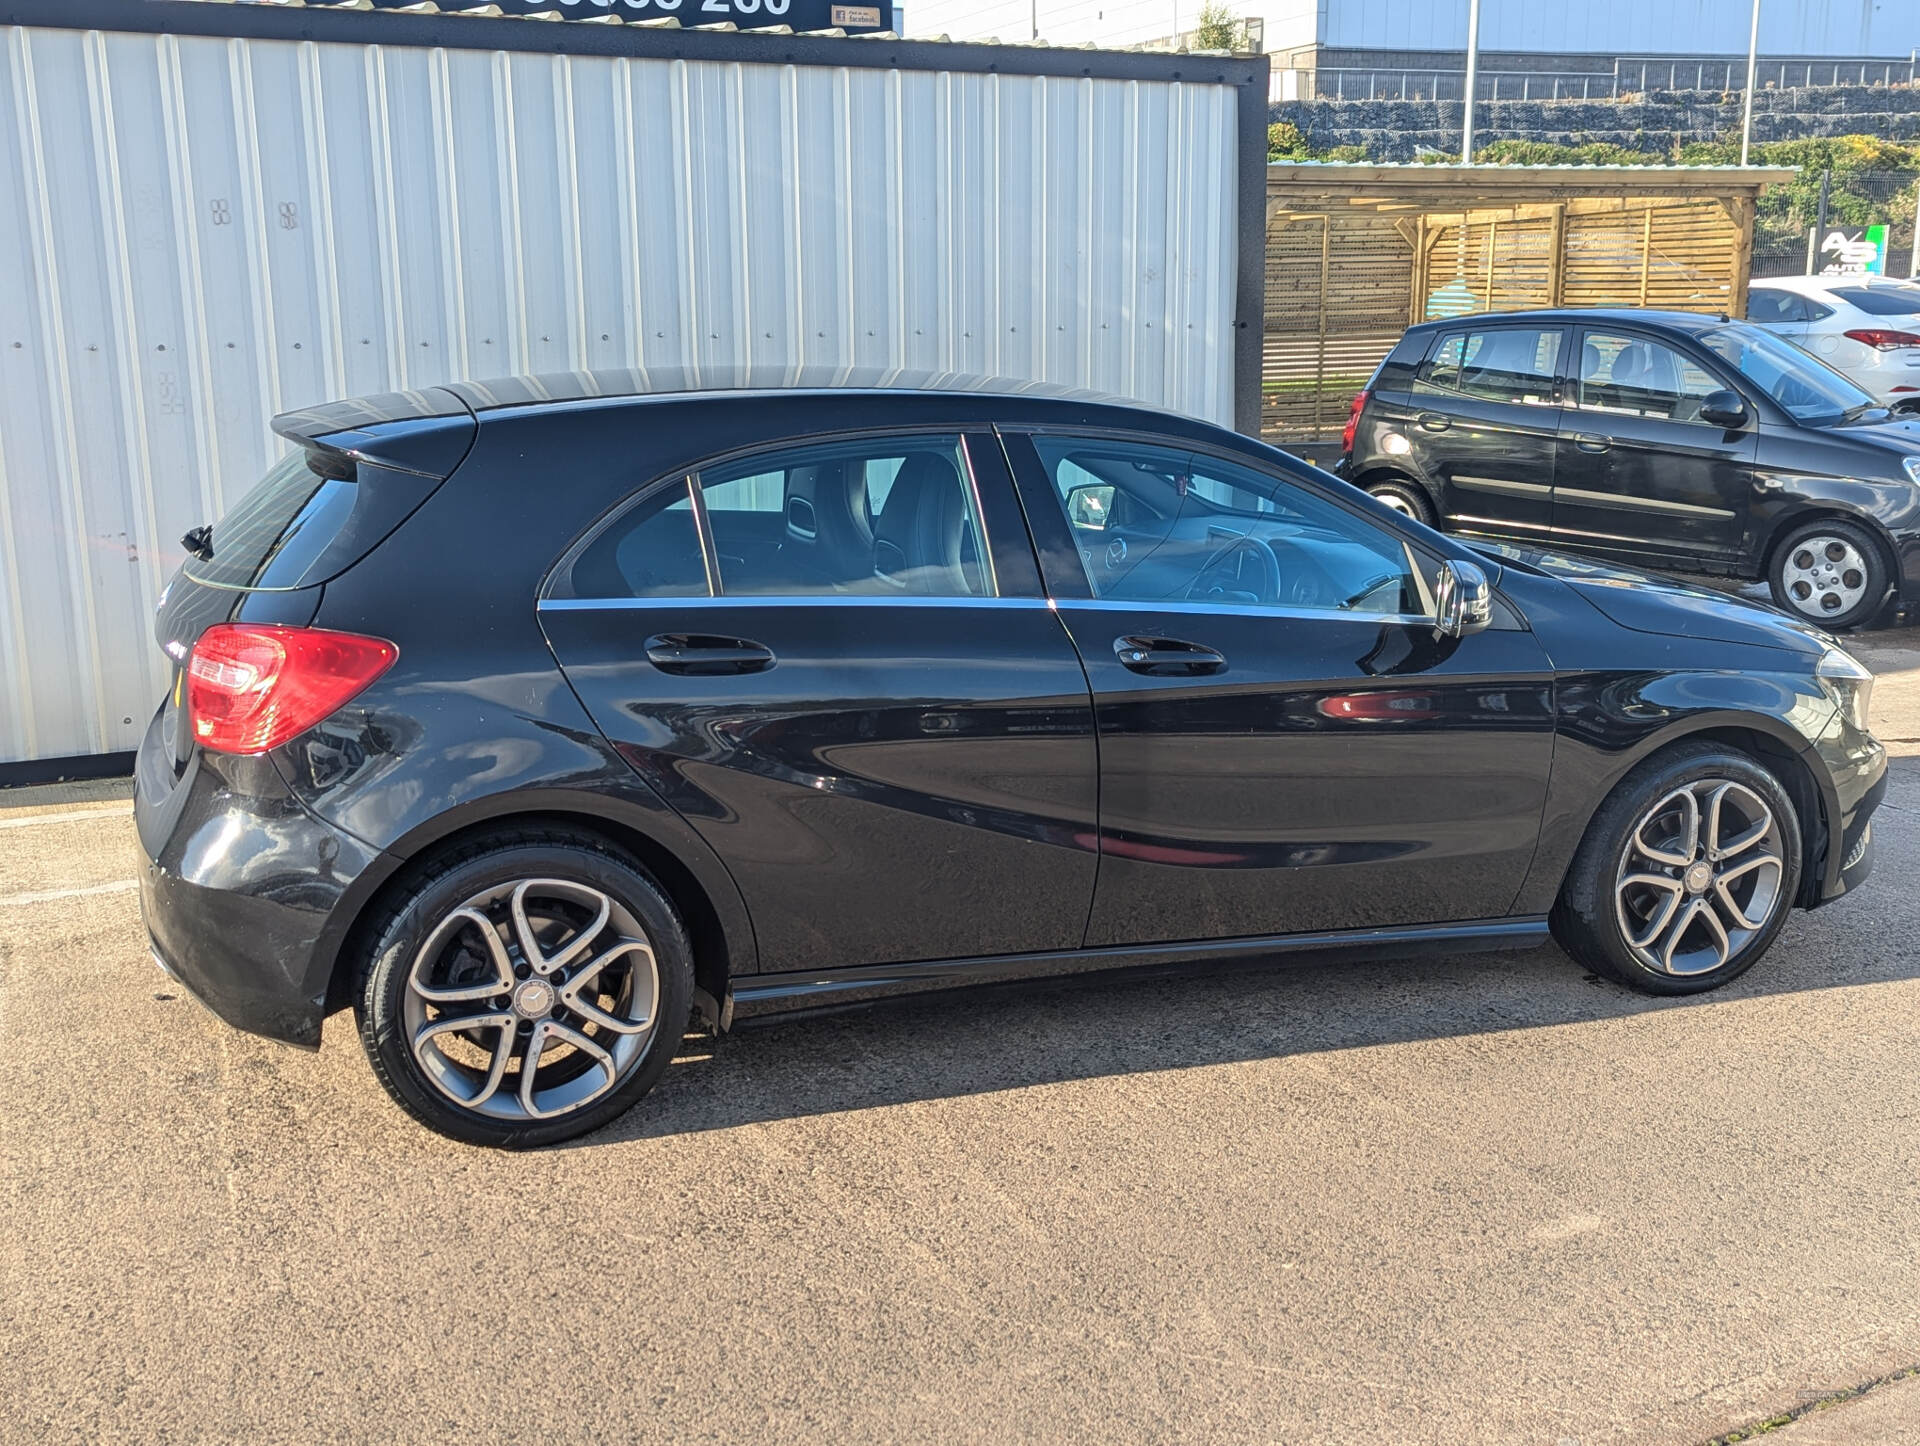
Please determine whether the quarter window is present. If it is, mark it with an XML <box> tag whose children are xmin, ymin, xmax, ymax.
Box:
<box><xmin>1418</xmin><ymin>326</ymin><xmax>1563</xmax><ymax>406</ymax></box>
<box><xmin>1032</xmin><ymin>436</ymin><xmax>1423</xmax><ymax>616</ymax></box>
<box><xmin>567</xmin><ymin>434</ymin><xmax>995</xmax><ymax>599</ymax></box>
<box><xmin>1576</xmin><ymin>331</ymin><xmax>1724</xmax><ymax>422</ymax></box>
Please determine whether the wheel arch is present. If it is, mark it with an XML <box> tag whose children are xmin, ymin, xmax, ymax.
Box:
<box><xmin>1525</xmin><ymin>714</ymin><xmax>1835</xmax><ymax>917</ymax></box>
<box><xmin>319</xmin><ymin>800</ymin><xmax>752</xmax><ymax>1033</ymax></box>
<box><xmin>1349</xmin><ymin>465</ymin><xmax>1440</xmax><ymax>512</ymax></box>
<box><xmin>1760</xmin><ymin>505</ymin><xmax>1900</xmax><ymax>596</ymax></box>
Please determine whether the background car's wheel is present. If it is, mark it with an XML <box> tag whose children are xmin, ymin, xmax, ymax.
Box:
<box><xmin>1551</xmin><ymin>742</ymin><xmax>1802</xmax><ymax>996</ymax></box>
<box><xmin>356</xmin><ymin>830</ymin><xmax>692</xmax><ymax>1147</ymax></box>
<box><xmin>1768</xmin><ymin>518</ymin><xmax>1888</xmax><ymax>629</ymax></box>
<box><xmin>1363</xmin><ymin>478</ymin><xmax>1436</xmax><ymax>528</ymax></box>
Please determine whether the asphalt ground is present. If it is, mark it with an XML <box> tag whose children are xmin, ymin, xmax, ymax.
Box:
<box><xmin>3</xmin><ymin>630</ymin><xmax>1919</xmax><ymax>1445</ymax></box>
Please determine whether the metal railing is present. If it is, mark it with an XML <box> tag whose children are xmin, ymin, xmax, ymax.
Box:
<box><xmin>1272</xmin><ymin>55</ymin><xmax>1919</xmax><ymax>105</ymax></box>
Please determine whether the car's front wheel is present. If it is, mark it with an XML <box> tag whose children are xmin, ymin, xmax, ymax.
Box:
<box><xmin>1362</xmin><ymin>477</ymin><xmax>1436</xmax><ymax>527</ymax></box>
<box><xmin>1768</xmin><ymin>518</ymin><xmax>1889</xmax><ymax>629</ymax></box>
<box><xmin>355</xmin><ymin>830</ymin><xmax>692</xmax><ymax>1147</ymax></box>
<box><xmin>1552</xmin><ymin>743</ymin><xmax>1802</xmax><ymax>995</ymax></box>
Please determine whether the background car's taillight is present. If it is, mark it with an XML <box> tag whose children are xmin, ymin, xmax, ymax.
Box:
<box><xmin>187</xmin><ymin>624</ymin><xmax>397</xmax><ymax>755</ymax></box>
<box><xmin>1342</xmin><ymin>389</ymin><xmax>1370</xmax><ymax>454</ymax></box>
<box><xmin>1844</xmin><ymin>328</ymin><xmax>1920</xmax><ymax>350</ymax></box>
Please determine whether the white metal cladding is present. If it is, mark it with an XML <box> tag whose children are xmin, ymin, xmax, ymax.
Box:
<box><xmin>0</xmin><ymin>24</ymin><xmax>1240</xmax><ymax>765</ymax></box>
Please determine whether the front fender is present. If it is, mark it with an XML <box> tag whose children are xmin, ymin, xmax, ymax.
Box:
<box><xmin>1514</xmin><ymin>667</ymin><xmax>1846</xmax><ymax>916</ymax></box>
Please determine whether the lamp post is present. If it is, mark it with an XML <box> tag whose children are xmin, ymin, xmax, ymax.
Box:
<box><xmin>1460</xmin><ymin>0</ymin><xmax>1482</xmax><ymax>163</ymax></box>
<box><xmin>1740</xmin><ymin>0</ymin><xmax>1761</xmax><ymax>165</ymax></box>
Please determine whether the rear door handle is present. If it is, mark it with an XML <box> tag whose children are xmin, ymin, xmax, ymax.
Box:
<box><xmin>1114</xmin><ymin>635</ymin><xmax>1227</xmax><ymax>677</ymax></box>
<box><xmin>644</xmin><ymin>633</ymin><xmax>776</xmax><ymax>675</ymax></box>
<box><xmin>1416</xmin><ymin>412</ymin><xmax>1452</xmax><ymax>433</ymax></box>
<box><xmin>1573</xmin><ymin>432</ymin><xmax>1612</xmax><ymax>453</ymax></box>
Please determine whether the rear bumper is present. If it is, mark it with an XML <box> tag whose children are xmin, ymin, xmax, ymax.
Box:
<box><xmin>135</xmin><ymin>711</ymin><xmax>384</xmax><ymax>1048</ymax></box>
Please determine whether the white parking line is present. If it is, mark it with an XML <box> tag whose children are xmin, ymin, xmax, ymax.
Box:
<box><xmin>0</xmin><ymin>804</ymin><xmax>135</xmax><ymax>829</ymax></box>
<box><xmin>0</xmin><ymin>879</ymin><xmax>139</xmax><ymax>907</ymax></box>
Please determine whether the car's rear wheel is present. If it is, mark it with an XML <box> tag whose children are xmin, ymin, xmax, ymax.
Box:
<box><xmin>1552</xmin><ymin>743</ymin><xmax>1801</xmax><ymax>995</ymax></box>
<box><xmin>1768</xmin><ymin>518</ymin><xmax>1889</xmax><ymax>630</ymax></box>
<box><xmin>355</xmin><ymin>831</ymin><xmax>692</xmax><ymax>1147</ymax></box>
<box><xmin>1363</xmin><ymin>477</ymin><xmax>1436</xmax><ymax>527</ymax></box>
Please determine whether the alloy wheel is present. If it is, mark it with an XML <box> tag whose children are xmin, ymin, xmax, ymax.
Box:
<box><xmin>1780</xmin><ymin>535</ymin><xmax>1870</xmax><ymax>618</ymax></box>
<box><xmin>1613</xmin><ymin>780</ymin><xmax>1786</xmax><ymax>976</ymax></box>
<box><xmin>402</xmin><ymin>878</ymin><xmax>660</xmax><ymax>1122</ymax></box>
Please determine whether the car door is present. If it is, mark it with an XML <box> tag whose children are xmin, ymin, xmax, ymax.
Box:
<box><xmin>1405</xmin><ymin>321</ymin><xmax>1567</xmax><ymax>540</ymax></box>
<box><xmin>1553</xmin><ymin>327</ymin><xmax>1756</xmax><ymax>567</ymax></box>
<box><xmin>1002</xmin><ymin>429</ymin><xmax>1556</xmax><ymax>949</ymax></box>
<box><xmin>538</xmin><ymin>428</ymin><xmax>1099</xmax><ymax>975</ymax></box>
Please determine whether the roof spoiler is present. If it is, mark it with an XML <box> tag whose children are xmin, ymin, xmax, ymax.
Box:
<box><xmin>270</xmin><ymin>386</ymin><xmax>477</xmax><ymax>480</ymax></box>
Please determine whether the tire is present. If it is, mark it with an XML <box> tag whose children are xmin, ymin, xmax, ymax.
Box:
<box><xmin>1364</xmin><ymin>477</ymin><xmax>1437</xmax><ymax>528</ymax></box>
<box><xmin>355</xmin><ymin>829</ymin><xmax>693</xmax><ymax>1147</ymax></box>
<box><xmin>1767</xmin><ymin>518</ymin><xmax>1889</xmax><ymax>630</ymax></box>
<box><xmin>1551</xmin><ymin>742</ymin><xmax>1802</xmax><ymax>996</ymax></box>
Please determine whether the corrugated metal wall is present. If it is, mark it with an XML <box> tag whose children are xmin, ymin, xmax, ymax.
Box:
<box><xmin>0</xmin><ymin>22</ymin><xmax>1242</xmax><ymax>766</ymax></box>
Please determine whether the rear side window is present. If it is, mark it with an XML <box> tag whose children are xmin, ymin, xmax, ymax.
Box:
<box><xmin>1833</xmin><ymin>286</ymin><xmax>1920</xmax><ymax>317</ymax></box>
<box><xmin>1417</xmin><ymin>326</ymin><xmax>1562</xmax><ymax>406</ymax></box>
<box><xmin>563</xmin><ymin>434</ymin><xmax>996</xmax><ymax>600</ymax></box>
<box><xmin>184</xmin><ymin>450</ymin><xmax>347</xmax><ymax>589</ymax></box>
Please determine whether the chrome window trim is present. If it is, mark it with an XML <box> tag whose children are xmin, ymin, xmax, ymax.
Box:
<box><xmin>1053</xmin><ymin>597</ymin><xmax>1435</xmax><ymax>627</ymax></box>
<box><xmin>537</xmin><ymin>595</ymin><xmax>1053</xmax><ymax>613</ymax></box>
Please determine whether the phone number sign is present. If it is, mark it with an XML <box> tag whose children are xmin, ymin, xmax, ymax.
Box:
<box><xmin>343</xmin><ymin>0</ymin><xmax>892</xmax><ymax>30</ymax></box>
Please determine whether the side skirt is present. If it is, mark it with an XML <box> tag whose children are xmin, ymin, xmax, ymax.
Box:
<box><xmin>726</xmin><ymin>916</ymin><xmax>1551</xmax><ymax>1025</ymax></box>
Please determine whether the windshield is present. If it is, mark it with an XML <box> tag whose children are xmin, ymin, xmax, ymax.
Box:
<box><xmin>1698</xmin><ymin>323</ymin><xmax>1878</xmax><ymax>424</ymax></box>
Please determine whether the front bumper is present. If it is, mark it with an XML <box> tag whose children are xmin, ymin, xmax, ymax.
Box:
<box><xmin>135</xmin><ymin>711</ymin><xmax>384</xmax><ymax>1048</ymax></box>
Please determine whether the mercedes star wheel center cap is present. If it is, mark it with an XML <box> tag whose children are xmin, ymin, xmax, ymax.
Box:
<box><xmin>513</xmin><ymin>979</ymin><xmax>555</xmax><ymax>1018</ymax></box>
<box><xmin>1685</xmin><ymin>861</ymin><xmax>1713</xmax><ymax>895</ymax></box>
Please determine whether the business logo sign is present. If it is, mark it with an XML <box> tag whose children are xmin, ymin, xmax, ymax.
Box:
<box><xmin>1817</xmin><ymin>224</ymin><xmax>1889</xmax><ymax>277</ymax></box>
<box><xmin>335</xmin><ymin>0</ymin><xmax>894</xmax><ymax>32</ymax></box>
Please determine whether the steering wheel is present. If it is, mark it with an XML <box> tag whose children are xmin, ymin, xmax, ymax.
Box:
<box><xmin>1186</xmin><ymin>537</ymin><xmax>1281</xmax><ymax>606</ymax></box>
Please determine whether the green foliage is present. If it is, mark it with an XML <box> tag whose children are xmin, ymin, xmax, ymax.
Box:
<box><xmin>1192</xmin><ymin>0</ymin><xmax>1246</xmax><ymax>52</ymax></box>
<box><xmin>1473</xmin><ymin>138</ymin><xmax>1668</xmax><ymax>166</ymax></box>
<box><xmin>1267</xmin><ymin>120</ymin><xmax>1308</xmax><ymax>159</ymax></box>
<box><xmin>1322</xmin><ymin>144</ymin><xmax>1370</xmax><ymax>162</ymax></box>
<box><xmin>1677</xmin><ymin>135</ymin><xmax>1920</xmax><ymax>247</ymax></box>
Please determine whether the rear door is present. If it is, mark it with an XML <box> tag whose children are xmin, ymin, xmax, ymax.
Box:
<box><xmin>1406</xmin><ymin>322</ymin><xmax>1567</xmax><ymax>540</ymax></box>
<box><xmin>538</xmin><ymin>428</ymin><xmax>1100</xmax><ymax>976</ymax></box>
<box><xmin>1553</xmin><ymin>327</ymin><xmax>1755</xmax><ymax>566</ymax></box>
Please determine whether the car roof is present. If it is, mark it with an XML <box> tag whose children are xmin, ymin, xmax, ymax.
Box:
<box><xmin>1405</xmin><ymin>307</ymin><xmax>1731</xmax><ymax>335</ymax></box>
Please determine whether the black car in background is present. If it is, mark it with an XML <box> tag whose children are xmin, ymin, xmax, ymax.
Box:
<box><xmin>138</xmin><ymin>370</ymin><xmax>1884</xmax><ymax>1146</ymax></box>
<box><xmin>1342</xmin><ymin>309</ymin><xmax>1920</xmax><ymax>630</ymax></box>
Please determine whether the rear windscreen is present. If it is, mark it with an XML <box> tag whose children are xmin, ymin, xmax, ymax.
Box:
<box><xmin>1833</xmin><ymin>286</ymin><xmax>1920</xmax><ymax>317</ymax></box>
<box><xmin>184</xmin><ymin>450</ymin><xmax>349</xmax><ymax>589</ymax></box>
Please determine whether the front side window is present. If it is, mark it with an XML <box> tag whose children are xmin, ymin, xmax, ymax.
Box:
<box><xmin>1575</xmin><ymin>331</ymin><xmax>1724</xmax><ymax>422</ymax></box>
<box><xmin>1033</xmin><ymin>436</ymin><xmax>1421</xmax><ymax>616</ymax></box>
<box><xmin>1699</xmin><ymin>323</ymin><xmax>1877</xmax><ymax>425</ymax></box>
<box><xmin>567</xmin><ymin>433</ymin><xmax>994</xmax><ymax>600</ymax></box>
<box><xmin>1746</xmin><ymin>289</ymin><xmax>1807</xmax><ymax>325</ymax></box>
<box><xmin>1418</xmin><ymin>326</ymin><xmax>1563</xmax><ymax>406</ymax></box>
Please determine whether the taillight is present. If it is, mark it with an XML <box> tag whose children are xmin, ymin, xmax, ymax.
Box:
<box><xmin>1844</xmin><ymin>328</ymin><xmax>1920</xmax><ymax>350</ymax></box>
<box><xmin>186</xmin><ymin>624</ymin><xmax>397</xmax><ymax>755</ymax></box>
<box><xmin>1342</xmin><ymin>389</ymin><xmax>1370</xmax><ymax>454</ymax></box>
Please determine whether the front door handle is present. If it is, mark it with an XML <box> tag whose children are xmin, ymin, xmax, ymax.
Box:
<box><xmin>1114</xmin><ymin>636</ymin><xmax>1227</xmax><ymax>677</ymax></box>
<box><xmin>645</xmin><ymin>633</ymin><xmax>776</xmax><ymax>676</ymax></box>
<box><xmin>1573</xmin><ymin>432</ymin><xmax>1612</xmax><ymax>454</ymax></box>
<box><xmin>1416</xmin><ymin>412</ymin><xmax>1452</xmax><ymax>433</ymax></box>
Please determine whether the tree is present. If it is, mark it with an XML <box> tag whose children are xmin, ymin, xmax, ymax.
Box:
<box><xmin>1192</xmin><ymin>0</ymin><xmax>1245</xmax><ymax>53</ymax></box>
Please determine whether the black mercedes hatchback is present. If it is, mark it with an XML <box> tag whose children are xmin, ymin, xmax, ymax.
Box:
<box><xmin>138</xmin><ymin>370</ymin><xmax>1885</xmax><ymax>1146</ymax></box>
<box><xmin>1341</xmin><ymin>309</ymin><xmax>1920</xmax><ymax>630</ymax></box>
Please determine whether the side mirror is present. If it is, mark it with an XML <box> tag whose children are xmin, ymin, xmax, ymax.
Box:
<box><xmin>1699</xmin><ymin>389</ymin><xmax>1749</xmax><ymax>429</ymax></box>
<box><xmin>1065</xmin><ymin>484</ymin><xmax>1114</xmax><ymax>531</ymax></box>
<box><xmin>1432</xmin><ymin>559</ymin><xmax>1492</xmax><ymax>641</ymax></box>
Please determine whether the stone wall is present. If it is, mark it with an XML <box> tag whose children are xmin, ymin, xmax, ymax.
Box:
<box><xmin>1273</xmin><ymin>84</ymin><xmax>1920</xmax><ymax>161</ymax></box>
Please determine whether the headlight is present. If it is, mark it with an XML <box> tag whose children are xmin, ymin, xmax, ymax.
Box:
<box><xmin>1903</xmin><ymin>455</ymin><xmax>1920</xmax><ymax>486</ymax></box>
<box><xmin>1817</xmin><ymin>646</ymin><xmax>1875</xmax><ymax>731</ymax></box>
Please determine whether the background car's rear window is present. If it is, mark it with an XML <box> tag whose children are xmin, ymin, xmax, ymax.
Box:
<box><xmin>1833</xmin><ymin>286</ymin><xmax>1920</xmax><ymax>316</ymax></box>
